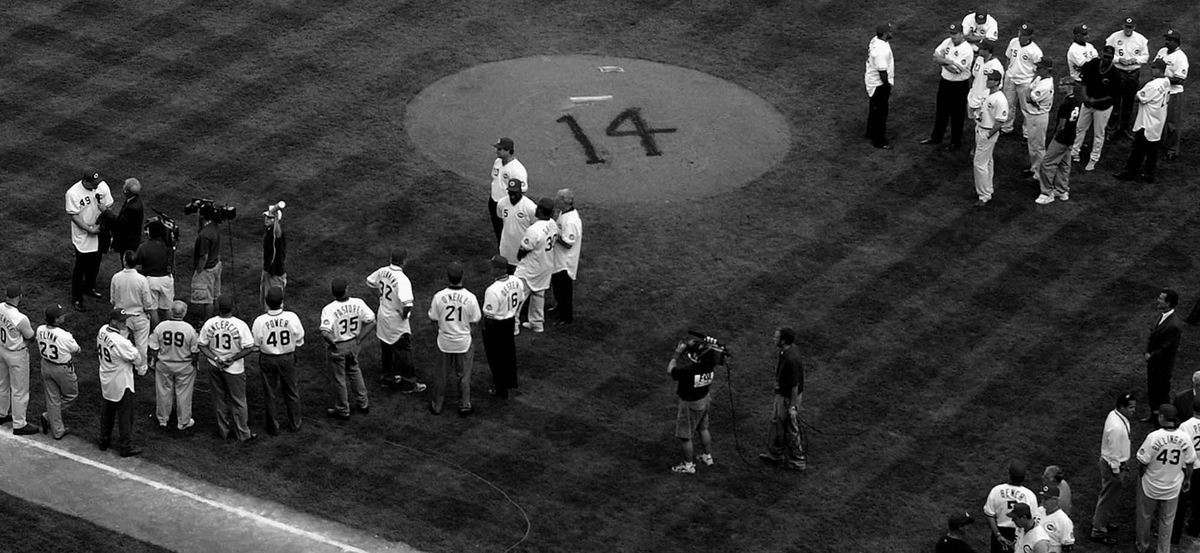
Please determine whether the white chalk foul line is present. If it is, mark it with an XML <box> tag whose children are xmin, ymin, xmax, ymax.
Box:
<box><xmin>0</xmin><ymin>432</ymin><xmax>377</xmax><ymax>553</ymax></box>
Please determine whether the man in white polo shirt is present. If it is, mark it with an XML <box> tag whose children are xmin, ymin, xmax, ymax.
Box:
<box><xmin>1002</xmin><ymin>24</ymin><xmax>1044</xmax><ymax>136</ymax></box>
<box><xmin>0</xmin><ymin>285</ymin><xmax>38</xmax><ymax>435</ymax></box>
<box><xmin>65</xmin><ymin>171</ymin><xmax>114</xmax><ymax>312</ymax></box>
<box><xmin>111</xmin><ymin>251</ymin><xmax>158</xmax><ymax>375</ymax></box>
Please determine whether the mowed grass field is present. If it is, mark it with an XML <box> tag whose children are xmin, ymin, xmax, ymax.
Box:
<box><xmin>4</xmin><ymin>0</ymin><xmax>1200</xmax><ymax>551</ymax></box>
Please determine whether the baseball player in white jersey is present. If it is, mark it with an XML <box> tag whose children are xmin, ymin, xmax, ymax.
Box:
<box><xmin>973</xmin><ymin>70</ymin><xmax>1008</xmax><ymax>206</ymax></box>
<box><xmin>36</xmin><ymin>304</ymin><xmax>81</xmax><ymax>439</ymax></box>
<box><xmin>148</xmin><ymin>301</ymin><xmax>198</xmax><ymax>430</ymax></box>
<box><xmin>489</xmin><ymin>137</ymin><xmax>528</xmax><ymax>242</ymax></box>
<box><xmin>1002</xmin><ymin>24</ymin><xmax>1044</xmax><ymax>135</ymax></box>
<box><xmin>0</xmin><ymin>285</ymin><xmax>38</xmax><ymax>435</ymax></box>
<box><xmin>1115</xmin><ymin>60</ymin><xmax>1172</xmax><ymax>183</ymax></box>
<box><xmin>962</xmin><ymin>8</ymin><xmax>998</xmax><ymax>51</ymax></box>
<box><xmin>482</xmin><ymin>255</ymin><xmax>527</xmax><ymax>399</ymax></box>
<box><xmin>864</xmin><ymin>23</ymin><xmax>895</xmax><ymax>149</ymax></box>
<box><xmin>96</xmin><ymin>308</ymin><xmax>144</xmax><ymax>456</ymax></box>
<box><xmin>65</xmin><ymin>171</ymin><xmax>114</xmax><ymax>312</ymax></box>
<box><xmin>365</xmin><ymin>248</ymin><xmax>425</xmax><ymax>393</ymax></box>
<box><xmin>111</xmin><ymin>250</ymin><xmax>158</xmax><ymax>374</ymax></box>
<box><xmin>427</xmin><ymin>262</ymin><xmax>481</xmax><ymax>416</ymax></box>
<box><xmin>515</xmin><ymin>198</ymin><xmax>560</xmax><ymax>333</ymax></box>
<box><xmin>252</xmin><ymin>287</ymin><xmax>305</xmax><ymax>434</ymax></box>
<box><xmin>1022</xmin><ymin>59</ymin><xmax>1056</xmax><ymax>177</ymax></box>
<box><xmin>921</xmin><ymin>23</ymin><xmax>974</xmax><ymax>150</ymax></box>
<box><xmin>497</xmin><ymin>179</ymin><xmax>538</xmax><ymax>272</ymax></box>
<box><xmin>1034</xmin><ymin>484</ymin><xmax>1074</xmax><ymax>552</ymax></box>
<box><xmin>1066</xmin><ymin>25</ymin><xmax>1098</xmax><ymax>82</ymax></box>
<box><xmin>199</xmin><ymin>295</ymin><xmax>258</xmax><ymax>442</ymax></box>
<box><xmin>969</xmin><ymin>40</ymin><xmax>1005</xmax><ymax>120</ymax></box>
<box><xmin>1010</xmin><ymin>503</ymin><xmax>1051</xmax><ymax>553</ymax></box>
<box><xmin>1175</xmin><ymin>398</ymin><xmax>1200</xmax><ymax>545</ymax></box>
<box><xmin>984</xmin><ymin>460</ymin><xmax>1039</xmax><ymax>551</ymax></box>
<box><xmin>550</xmin><ymin>189</ymin><xmax>582</xmax><ymax>326</ymax></box>
<box><xmin>319</xmin><ymin>278</ymin><xmax>375</xmax><ymax>420</ymax></box>
<box><xmin>1136</xmin><ymin>404</ymin><xmax>1195</xmax><ymax>553</ymax></box>
<box><xmin>1106</xmin><ymin>17</ymin><xmax>1150</xmax><ymax>137</ymax></box>
<box><xmin>1154</xmin><ymin>30</ymin><xmax>1189</xmax><ymax>160</ymax></box>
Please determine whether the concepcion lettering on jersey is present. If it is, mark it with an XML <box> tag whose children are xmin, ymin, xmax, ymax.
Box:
<box><xmin>198</xmin><ymin>316</ymin><xmax>255</xmax><ymax>375</ymax></box>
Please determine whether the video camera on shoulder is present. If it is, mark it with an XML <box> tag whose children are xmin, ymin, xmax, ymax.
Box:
<box><xmin>183</xmin><ymin>198</ymin><xmax>237</xmax><ymax>222</ymax></box>
<box><xmin>145</xmin><ymin>209</ymin><xmax>180</xmax><ymax>251</ymax></box>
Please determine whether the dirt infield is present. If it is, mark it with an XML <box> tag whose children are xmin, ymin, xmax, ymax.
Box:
<box><xmin>406</xmin><ymin>55</ymin><xmax>791</xmax><ymax>203</ymax></box>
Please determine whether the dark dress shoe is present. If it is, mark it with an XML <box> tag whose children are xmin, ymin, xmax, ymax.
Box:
<box><xmin>488</xmin><ymin>386</ymin><xmax>509</xmax><ymax>399</ymax></box>
<box><xmin>40</xmin><ymin>414</ymin><xmax>49</xmax><ymax>434</ymax></box>
<box><xmin>72</xmin><ymin>301</ymin><xmax>86</xmax><ymax>312</ymax></box>
<box><xmin>351</xmin><ymin>405</ymin><xmax>370</xmax><ymax>415</ymax></box>
<box><xmin>1112</xmin><ymin>171</ymin><xmax>1136</xmax><ymax>181</ymax></box>
<box><xmin>13</xmin><ymin>425</ymin><xmax>40</xmax><ymax>435</ymax></box>
<box><xmin>119</xmin><ymin>447</ymin><xmax>143</xmax><ymax>458</ymax></box>
<box><xmin>325</xmin><ymin>408</ymin><xmax>350</xmax><ymax>420</ymax></box>
<box><xmin>86</xmin><ymin>290</ymin><xmax>103</xmax><ymax>298</ymax></box>
<box><xmin>0</xmin><ymin>414</ymin><xmax>11</xmax><ymax>425</ymax></box>
<box><xmin>919</xmin><ymin>138</ymin><xmax>941</xmax><ymax>145</ymax></box>
<box><xmin>873</xmin><ymin>142</ymin><xmax>893</xmax><ymax>150</ymax></box>
<box><xmin>240</xmin><ymin>434</ymin><xmax>259</xmax><ymax>443</ymax></box>
<box><xmin>458</xmin><ymin>406</ymin><xmax>475</xmax><ymax>417</ymax></box>
<box><xmin>1140</xmin><ymin>174</ymin><xmax>1156</xmax><ymax>184</ymax></box>
<box><xmin>98</xmin><ymin>440</ymin><xmax>110</xmax><ymax>451</ymax></box>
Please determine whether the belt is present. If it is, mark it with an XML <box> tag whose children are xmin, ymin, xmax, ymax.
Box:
<box><xmin>1116</xmin><ymin>66</ymin><xmax>1141</xmax><ymax>72</ymax></box>
<box><xmin>3</xmin><ymin>347</ymin><xmax>27</xmax><ymax>353</ymax></box>
<box><xmin>42</xmin><ymin>359</ymin><xmax>72</xmax><ymax>367</ymax></box>
<box><xmin>334</xmin><ymin>338</ymin><xmax>357</xmax><ymax>344</ymax></box>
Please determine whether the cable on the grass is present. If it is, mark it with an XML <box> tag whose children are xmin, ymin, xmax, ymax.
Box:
<box><xmin>719</xmin><ymin>361</ymin><xmax>756</xmax><ymax>467</ymax></box>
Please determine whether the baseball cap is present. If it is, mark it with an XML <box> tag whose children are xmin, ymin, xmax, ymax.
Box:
<box><xmin>1123</xmin><ymin>17</ymin><xmax>1135</xmax><ymax>27</ymax></box>
<box><xmin>1035</xmin><ymin>57</ymin><xmax>1054</xmax><ymax>70</ymax></box>
<box><xmin>985</xmin><ymin>69</ymin><xmax>1003</xmax><ymax>81</ymax></box>
<box><xmin>4</xmin><ymin>285</ymin><xmax>21</xmax><ymax>299</ymax></box>
<box><xmin>330</xmin><ymin>277</ymin><xmax>348</xmax><ymax>298</ymax></box>
<box><xmin>506</xmin><ymin>178</ymin><xmax>524</xmax><ymax>192</ymax></box>
<box><xmin>1039</xmin><ymin>484</ymin><xmax>1060</xmax><ymax>499</ymax></box>
<box><xmin>109</xmin><ymin>308</ymin><xmax>131</xmax><ymax>322</ymax></box>
<box><xmin>493</xmin><ymin>137</ymin><xmax>515</xmax><ymax>151</ymax></box>
<box><xmin>537</xmin><ymin>197</ymin><xmax>556</xmax><ymax>212</ymax></box>
<box><xmin>82</xmin><ymin>171</ymin><xmax>101</xmax><ymax>185</ymax></box>
<box><xmin>1165</xmin><ymin>29</ymin><xmax>1182</xmax><ymax>41</ymax></box>
<box><xmin>948</xmin><ymin>511</ymin><xmax>974</xmax><ymax>529</ymax></box>
<box><xmin>875</xmin><ymin>23</ymin><xmax>893</xmax><ymax>36</ymax></box>
<box><xmin>491</xmin><ymin>255</ymin><xmax>509</xmax><ymax>269</ymax></box>
<box><xmin>44</xmin><ymin>304</ymin><xmax>66</xmax><ymax>322</ymax></box>
<box><xmin>1008</xmin><ymin>503</ymin><xmax>1032</xmax><ymax>519</ymax></box>
<box><xmin>974</xmin><ymin>10</ymin><xmax>987</xmax><ymax>23</ymax></box>
<box><xmin>948</xmin><ymin>23</ymin><xmax>961</xmax><ymax>33</ymax></box>
<box><xmin>1019</xmin><ymin>23</ymin><xmax>1034</xmax><ymax>36</ymax></box>
<box><xmin>1160</xmin><ymin>404</ymin><xmax>1179</xmax><ymax>423</ymax></box>
<box><xmin>1073</xmin><ymin>24</ymin><xmax>1089</xmax><ymax>34</ymax></box>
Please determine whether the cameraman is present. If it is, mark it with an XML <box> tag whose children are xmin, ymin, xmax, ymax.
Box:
<box><xmin>667</xmin><ymin>337</ymin><xmax>721</xmax><ymax>474</ymax></box>
<box><xmin>136</xmin><ymin>220</ymin><xmax>174</xmax><ymax>322</ymax></box>
<box><xmin>260</xmin><ymin>204</ymin><xmax>286</xmax><ymax>308</ymax></box>
<box><xmin>190</xmin><ymin>206</ymin><xmax>222</xmax><ymax>320</ymax></box>
<box><xmin>759</xmin><ymin>327</ymin><xmax>807</xmax><ymax>471</ymax></box>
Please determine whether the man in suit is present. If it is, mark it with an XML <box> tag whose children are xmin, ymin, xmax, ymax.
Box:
<box><xmin>1145</xmin><ymin>288</ymin><xmax>1184</xmax><ymax>422</ymax></box>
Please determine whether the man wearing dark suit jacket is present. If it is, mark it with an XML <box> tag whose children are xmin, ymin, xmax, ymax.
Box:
<box><xmin>1145</xmin><ymin>288</ymin><xmax>1184</xmax><ymax>422</ymax></box>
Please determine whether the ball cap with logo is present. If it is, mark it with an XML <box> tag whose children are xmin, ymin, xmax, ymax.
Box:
<box><xmin>45</xmin><ymin>304</ymin><xmax>66</xmax><ymax>322</ymax></box>
<box><xmin>948</xmin><ymin>511</ymin><xmax>974</xmax><ymax>529</ymax></box>
<box><xmin>1008</xmin><ymin>502</ymin><xmax>1033</xmax><ymax>520</ymax></box>
<box><xmin>1123</xmin><ymin>17</ymin><xmax>1135</xmax><ymax>27</ymax></box>
<box><xmin>1165</xmin><ymin>29</ymin><xmax>1183</xmax><ymax>41</ymax></box>
<box><xmin>493</xmin><ymin>137</ymin><xmax>515</xmax><ymax>151</ymax></box>
<box><xmin>1073</xmin><ymin>24</ymin><xmax>1089</xmax><ymax>35</ymax></box>
<box><xmin>1019</xmin><ymin>23</ymin><xmax>1034</xmax><ymax>36</ymax></box>
<box><xmin>109</xmin><ymin>308</ymin><xmax>131</xmax><ymax>322</ymax></box>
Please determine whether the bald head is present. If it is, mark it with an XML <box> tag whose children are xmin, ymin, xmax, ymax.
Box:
<box><xmin>555</xmin><ymin>188</ymin><xmax>575</xmax><ymax>211</ymax></box>
<box><xmin>170</xmin><ymin>301</ymin><xmax>188</xmax><ymax>319</ymax></box>
<box><xmin>124</xmin><ymin>178</ymin><xmax>141</xmax><ymax>195</ymax></box>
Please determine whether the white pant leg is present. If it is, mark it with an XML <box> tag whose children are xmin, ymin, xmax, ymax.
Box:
<box><xmin>973</xmin><ymin>128</ymin><xmax>999</xmax><ymax>201</ymax></box>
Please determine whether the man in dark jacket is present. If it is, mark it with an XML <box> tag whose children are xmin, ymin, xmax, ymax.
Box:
<box><xmin>1144</xmin><ymin>288</ymin><xmax>1184</xmax><ymax>422</ymax></box>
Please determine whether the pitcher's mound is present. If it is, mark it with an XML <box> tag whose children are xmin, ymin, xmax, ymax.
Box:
<box><xmin>407</xmin><ymin>55</ymin><xmax>791</xmax><ymax>203</ymax></box>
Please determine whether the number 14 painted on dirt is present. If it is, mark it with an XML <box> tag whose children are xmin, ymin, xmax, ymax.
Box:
<box><xmin>556</xmin><ymin>108</ymin><xmax>677</xmax><ymax>164</ymax></box>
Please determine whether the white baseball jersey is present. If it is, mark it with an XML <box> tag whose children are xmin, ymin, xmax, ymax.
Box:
<box><xmin>961</xmin><ymin>13</ymin><xmax>998</xmax><ymax>48</ymax></box>
<box><xmin>1137</xmin><ymin>426</ymin><xmax>1196</xmax><ymax>500</ymax></box>
<box><xmin>96</xmin><ymin>325</ymin><xmax>139</xmax><ymax>401</ymax></box>
<box><xmin>366</xmin><ymin>265</ymin><xmax>414</xmax><ymax>343</ymax></box>
<box><xmin>1154</xmin><ymin>47</ymin><xmax>1189</xmax><ymax>94</ymax></box>
<box><xmin>252</xmin><ymin>309</ymin><xmax>305</xmax><ymax>355</ymax></box>
<box><xmin>36</xmin><ymin>325</ymin><xmax>80</xmax><ymax>364</ymax></box>
<box><xmin>483</xmin><ymin>276</ymin><xmax>527</xmax><ymax>321</ymax></box>
<box><xmin>934</xmin><ymin>37</ymin><xmax>973</xmax><ymax>81</ymax></box>
<box><xmin>198</xmin><ymin>315</ymin><xmax>255</xmax><ymax>375</ymax></box>
<box><xmin>1006</xmin><ymin>39</ymin><xmax>1044</xmax><ymax>85</ymax></box>
<box><xmin>319</xmin><ymin>298</ymin><xmax>375</xmax><ymax>343</ymax></box>
<box><xmin>864</xmin><ymin>35</ymin><xmax>894</xmax><ymax>96</ymax></box>
<box><xmin>1066</xmin><ymin>42</ymin><xmax>1098</xmax><ymax>81</ymax></box>
<box><xmin>149</xmin><ymin>319</ymin><xmax>199</xmax><ymax>370</ymax></box>
<box><xmin>969</xmin><ymin>57</ymin><xmax>1005</xmax><ymax>110</ymax></box>
<box><xmin>1034</xmin><ymin>507</ymin><xmax>1074</xmax><ymax>552</ymax></box>
<box><xmin>110</xmin><ymin>268</ymin><xmax>154</xmax><ymax>315</ymax></box>
<box><xmin>497</xmin><ymin>195</ymin><xmax>538</xmax><ymax>263</ymax></box>
<box><xmin>1014</xmin><ymin>523</ymin><xmax>1051</xmax><ymax>553</ymax></box>
<box><xmin>428</xmin><ymin>286</ymin><xmax>481</xmax><ymax>354</ymax></box>
<box><xmin>514</xmin><ymin>219</ymin><xmax>560</xmax><ymax>292</ymax></box>
<box><xmin>977</xmin><ymin>90</ymin><xmax>1010</xmax><ymax>128</ymax></box>
<box><xmin>983</xmin><ymin>483</ymin><xmax>1038</xmax><ymax>528</ymax></box>
<box><xmin>1181</xmin><ymin>415</ymin><xmax>1200</xmax><ymax>468</ymax></box>
<box><xmin>1133</xmin><ymin>77</ymin><xmax>1172</xmax><ymax>141</ymax></box>
<box><xmin>1024</xmin><ymin>76</ymin><xmax>1055</xmax><ymax>115</ymax></box>
<box><xmin>1107</xmin><ymin>30</ymin><xmax>1149</xmax><ymax>70</ymax></box>
<box><xmin>553</xmin><ymin>208</ymin><xmax>583</xmax><ymax>279</ymax></box>
<box><xmin>0</xmin><ymin>303</ymin><xmax>32</xmax><ymax>352</ymax></box>
<box><xmin>64</xmin><ymin>180</ymin><xmax>113</xmax><ymax>253</ymax></box>
<box><xmin>490</xmin><ymin>158</ymin><xmax>528</xmax><ymax>202</ymax></box>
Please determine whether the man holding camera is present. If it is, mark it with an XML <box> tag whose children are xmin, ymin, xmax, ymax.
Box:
<box><xmin>667</xmin><ymin>337</ymin><xmax>721</xmax><ymax>474</ymax></box>
<box><xmin>190</xmin><ymin>206</ymin><xmax>222</xmax><ymax>321</ymax></box>
<box><xmin>65</xmin><ymin>171</ymin><xmax>114</xmax><ymax>312</ymax></box>
<box><xmin>759</xmin><ymin>327</ymin><xmax>806</xmax><ymax>471</ymax></box>
<box><xmin>136</xmin><ymin>220</ymin><xmax>175</xmax><ymax>322</ymax></box>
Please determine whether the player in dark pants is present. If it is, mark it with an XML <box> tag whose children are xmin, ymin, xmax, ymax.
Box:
<box><xmin>1172</xmin><ymin>396</ymin><xmax>1200</xmax><ymax>545</ymax></box>
<box><xmin>922</xmin><ymin>24</ymin><xmax>973</xmax><ymax>151</ymax></box>
<box><xmin>865</xmin><ymin>23</ymin><xmax>895</xmax><ymax>149</ymax></box>
<box><xmin>482</xmin><ymin>256</ymin><xmax>521</xmax><ymax>398</ymax></box>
